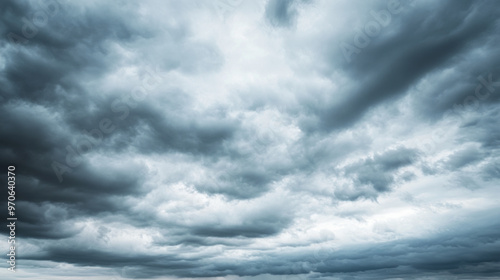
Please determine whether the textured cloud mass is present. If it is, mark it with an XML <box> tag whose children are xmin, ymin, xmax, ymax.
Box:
<box><xmin>1</xmin><ymin>0</ymin><xmax>500</xmax><ymax>279</ymax></box>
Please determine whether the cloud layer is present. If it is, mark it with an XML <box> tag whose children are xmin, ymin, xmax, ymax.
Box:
<box><xmin>1</xmin><ymin>0</ymin><xmax>500</xmax><ymax>279</ymax></box>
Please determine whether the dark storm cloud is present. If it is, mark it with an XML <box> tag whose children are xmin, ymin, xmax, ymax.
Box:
<box><xmin>0</xmin><ymin>0</ymin><xmax>230</xmax><ymax>190</ymax></box>
<box><xmin>0</xmin><ymin>151</ymin><xmax>148</xmax><ymax>239</ymax></box>
<box><xmin>190</xmin><ymin>206</ymin><xmax>292</xmax><ymax>238</ymax></box>
<box><xmin>23</xmin><ymin>214</ymin><xmax>500</xmax><ymax>278</ymax></box>
<box><xmin>265</xmin><ymin>0</ymin><xmax>310</xmax><ymax>28</ymax></box>
<box><xmin>410</xmin><ymin>62</ymin><xmax>500</xmax><ymax>123</ymax></box>
<box><xmin>153</xmin><ymin>233</ymin><xmax>253</xmax><ymax>247</ymax></box>
<box><xmin>54</xmin><ymin>89</ymin><xmax>237</xmax><ymax>158</ymax></box>
<box><xmin>0</xmin><ymin>1</ymin><xmax>239</xmax><ymax>262</ymax></box>
<box><xmin>191</xmin><ymin>221</ymin><xmax>283</xmax><ymax>238</ymax></box>
<box><xmin>0</xmin><ymin>1</ymin><xmax>150</xmax><ymax>104</ymax></box>
<box><xmin>445</xmin><ymin>145</ymin><xmax>484</xmax><ymax>170</ymax></box>
<box><xmin>0</xmin><ymin>103</ymin><xmax>151</xmax><ymax>239</ymax></box>
<box><xmin>131</xmin><ymin>104</ymin><xmax>237</xmax><ymax>155</ymax></box>
<box><xmin>194</xmin><ymin>165</ymin><xmax>277</xmax><ymax>199</ymax></box>
<box><xmin>314</xmin><ymin>0</ymin><xmax>500</xmax><ymax>131</ymax></box>
<box><xmin>0</xmin><ymin>0</ymin><xmax>157</xmax><ymax>238</ymax></box>
<box><xmin>343</xmin><ymin>147</ymin><xmax>419</xmax><ymax>194</ymax></box>
<box><xmin>13</xmin><ymin>201</ymin><xmax>82</xmax><ymax>239</ymax></box>
<box><xmin>28</xmin><ymin>247</ymin><xmax>181</xmax><ymax>270</ymax></box>
<box><xmin>315</xmin><ymin>219</ymin><xmax>500</xmax><ymax>278</ymax></box>
<box><xmin>481</xmin><ymin>159</ymin><xmax>500</xmax><ymax>181</ymax></box>
<box><xmin>458</xmin><ymin>109</ymin><xmax>500</xmax><ymax>149</ymax></box>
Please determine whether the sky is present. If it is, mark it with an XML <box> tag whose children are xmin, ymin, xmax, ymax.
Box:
<box><xmin>1</xmin><ymin>0</ymin><xmax>500</xmax><ymax>279</ymax></box>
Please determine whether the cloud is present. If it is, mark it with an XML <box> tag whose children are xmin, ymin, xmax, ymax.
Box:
<box><xmin>445</xmin><ymin>145</ymin><xmax>484</xmax><ymax>170</ymax></box>
<box><xmin>265</xmin><ymin>0</ymin><xmax>311</xmax><ymax>28</ymax></box>
<box><xmin>1</xmin><ymin>0</ymin><xmax>500</xmax><ymax>279</ymax></box>
<box><xmin>343</xmin><ymin>146</ymin><xmax>419</xmax><ymax>194</ymax></box>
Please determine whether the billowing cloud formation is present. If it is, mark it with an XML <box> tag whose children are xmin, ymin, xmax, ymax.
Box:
<box><xmin>1</xmin><ymin>0</ymin><xmax>500</xmax><ymax>279</ymax></box>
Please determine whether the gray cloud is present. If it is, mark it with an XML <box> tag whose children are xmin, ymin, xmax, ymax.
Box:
<box><xmin>265</xmin><ymin>0</ymin><xmax>311</xmax><ymax>28</ymax></box>
<box><xmin>22</xmin><ymin>214</ymin><xmax>500</xmax><ymax>278</ymax></box>
<box><xmin>344</xmin><ymin>147</ymin><xmax>419</xmax><ymax>193</ymax></box>
<box><xmin>1</xmin><ymin>0</ymin><xmax>500</xmax><ymax>279</ymax></box>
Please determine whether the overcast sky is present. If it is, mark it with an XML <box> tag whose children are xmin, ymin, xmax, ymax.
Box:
<box><xmin>1</xmin><ymin>0</ymin><xmax>500</xmax><ymax>279</ymax></box>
